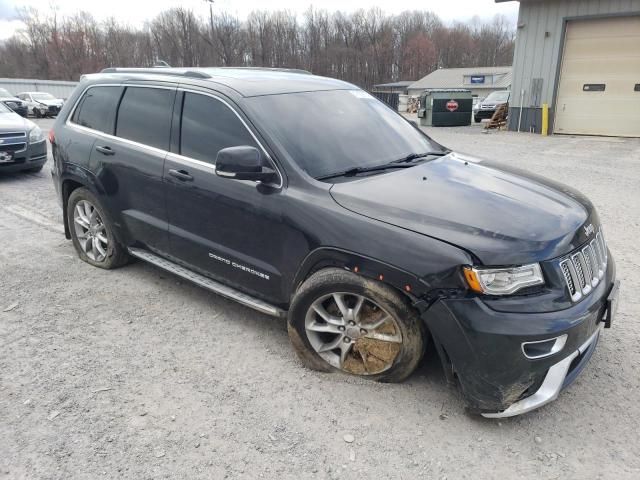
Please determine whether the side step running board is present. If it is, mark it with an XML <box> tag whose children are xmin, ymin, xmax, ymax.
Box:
<box><xmin>128</xmin><ymin>247</ymin><xmax>286</xmax><ymax>318</ymax></box>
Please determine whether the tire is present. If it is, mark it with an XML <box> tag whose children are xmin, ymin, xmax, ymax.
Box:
<box><xmin>67</xmin><ymin>187</ymin><xmax>129</xmax><ymax>269</ymax></box>
<box><xmin>287</xmin><ymin>268</ymin><xmax>425</xmax><ymax>383</ymax></box>
<box><xmin>474</xmin><ymin>115</ymin><xmax>481</xmax><ymax>123</ymax></box>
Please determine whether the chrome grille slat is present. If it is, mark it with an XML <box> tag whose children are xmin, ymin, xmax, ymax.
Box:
<box><xmin>571</xmin><ymin>253</ymin><xmax>586</xmax><ymax>288</ymax></box>
<box><xmin>559</xmin><ymin>229</ymin><xmax>608</xmax><ymax>302</ymax></box>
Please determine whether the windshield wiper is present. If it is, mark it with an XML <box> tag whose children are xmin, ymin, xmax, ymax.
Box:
<box><xmin>316</xmin><ymin>151</ymin><xmax>451</xmax><ymax>181</ymax></box>
<box><xmin>390</xmin><ymin>150</ymin><xmax>450</xmax><ymax>164</ymax></box>
<box><xmin>316</xmin><ymin>163</ymin><xmax>415</xmax><ymax>180</ymax></box>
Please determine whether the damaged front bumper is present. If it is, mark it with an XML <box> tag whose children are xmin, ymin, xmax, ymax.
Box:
<box><xmin>422</xmin><ymin>258</ymin><xmax>617</xmax><ymax>417</ymax></box>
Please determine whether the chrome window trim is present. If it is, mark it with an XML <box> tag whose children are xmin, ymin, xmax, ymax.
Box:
<box><xmin>65</xmin><ymin>82</ymin><xmax>284</xmax><ymax>189</ymax></box>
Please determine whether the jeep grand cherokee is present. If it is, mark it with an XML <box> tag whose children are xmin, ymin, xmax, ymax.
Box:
<box><xmin>50</xmin><ymin>68</ymin><xmax>618</xmax><ymax>417</ymax></box>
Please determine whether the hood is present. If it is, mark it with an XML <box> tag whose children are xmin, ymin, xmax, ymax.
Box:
<box><xmin>36</xmin><ymin>99</ymin><xmax>63</xmax><ymax>106</ymax></box>
<box><xmin>329</xmin><ymin>153</ymin><xmax>598</xmax><ymax>265</ymax></box>
<box><xmin>0</xmin><ymin>111</ymin><xmax>33</xmax><ymax>130</ymax></box>
<box><xmin>1</xmin><ymin>96</ymin><xmax>24</xmax><ymax>104</ymax></box>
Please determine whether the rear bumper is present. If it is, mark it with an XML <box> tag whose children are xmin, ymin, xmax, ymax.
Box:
<box><xmin>422</xmin><ymin>256</ymin><xmax>616</xmax><ymax>416</ymax></box>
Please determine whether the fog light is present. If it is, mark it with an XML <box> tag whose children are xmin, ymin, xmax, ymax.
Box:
<box><xmin>522</xmin><ymin>334</ymin><xmax>567</xmax><ymax>359</ymax></box>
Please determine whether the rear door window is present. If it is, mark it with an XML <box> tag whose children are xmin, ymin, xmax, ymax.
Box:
<box><xmin>179</xmin><ymin>92</ymin><xmax>257</xmax><ymax>164</ymax></box>
<box><xmin>71</xmin><ymin>86</ymin><xmax>122</xmax><ymax>133</ymax></box>
<box><xmin>115</xmin><ymin>86</ymin><xmax>175</xmax><ymax>151</ymax></box>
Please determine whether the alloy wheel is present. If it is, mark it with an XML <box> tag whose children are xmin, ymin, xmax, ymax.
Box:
<box><xmin>73</xmin><ymin>200</ymin><xmax>109</xmax><ymax>262</ymax></box>
<box><xmin>304</xmin><ymin>292</ymin><xmax>402</xmax><ymax>375</ymax></box>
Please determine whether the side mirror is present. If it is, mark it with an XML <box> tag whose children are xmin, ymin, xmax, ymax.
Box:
<box><xmin>215</xmin><ymin>146</ymin><xmax>278</xmax><ymax>183</ymax></box>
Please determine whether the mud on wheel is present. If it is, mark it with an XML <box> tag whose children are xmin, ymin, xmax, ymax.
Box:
<box><xmin>288</xmin><ymin>268</ymin><xmax>425</xmax><ymax>383</ymax></box>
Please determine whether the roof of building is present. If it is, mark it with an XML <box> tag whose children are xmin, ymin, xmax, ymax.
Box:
<box><xmin>92</xmin><ymin>67</ymin><xmax>357</xmax><ymax>97</ymax></box>
<box><xmin>408</xmin><ymin>66</ymin><xmax>512</xmax><ymax>91</ymax></box>
<box><xmin>373</xmin><ymin>81</ymin><xmax>415</xmax><ymax>88</ymax></box>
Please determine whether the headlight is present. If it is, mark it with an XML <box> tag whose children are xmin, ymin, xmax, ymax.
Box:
<box><xmin>463</xmin><ymin>263</ymin><xmax>544</xmax><ymax>295</ymax></box>
<box><xmin>29</xmin><ymin>126</ymin><xmax>45</xmax><ymax>143</ymax></box>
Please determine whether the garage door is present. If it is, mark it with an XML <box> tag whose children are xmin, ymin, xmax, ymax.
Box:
<box><xmin>555</xmin><ymin>16</ymin><xmax>640</xmax><ymax>137</ymax></box>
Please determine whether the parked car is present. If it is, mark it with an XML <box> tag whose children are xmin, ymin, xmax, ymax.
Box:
<box><xmin>0</xmin><ymin>101</ymin><xmax>47</xmax><ymax>173</ymax></box>
<box><xmin>17</xmin><ymin>91</ymin><xmax>64</xmax><ymax>118</ymax></box>
<box><xmin>51</xmin><ymin>68</ymin><xmax>617</xmax><ymax>417</ymax></box>
<box><xmin>0</xmin><ymin>87</ymin><xmax>28</xmax><ymax>117</ymax></box>
<box><xmin>474</xmin><ymin>90</ymin><xmax>510</xmax><ymax>122</ymax></box>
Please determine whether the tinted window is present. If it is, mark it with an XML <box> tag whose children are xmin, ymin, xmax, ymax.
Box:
<box><xmin>180</xmin><ymin>92</ymin><xmax>257</xmax><ymax>163</ymax></box>
<box><xmin>116</xmin><ymin>87</ymin><xmax>174</xmax><ymax>150</ymax></box>
<box><xmin>246</xmin><ymin>90</ymin><xmax>440</xmax><ymax>178</ymax></box>
<box><xmin>71</xmin><ymin>86</ymin><xmax>122</xmax><ymax>133</ymax></box>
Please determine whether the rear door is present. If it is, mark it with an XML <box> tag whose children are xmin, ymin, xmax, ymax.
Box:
<box><xmin>89</xmin><ymin>84</ymin><xmax>176</xmax><ymax>252</ymax></box>
<box><xmin>164</xmin><ymin>89</ymin><xmax>289</xmax><ymax>302</ymax></box>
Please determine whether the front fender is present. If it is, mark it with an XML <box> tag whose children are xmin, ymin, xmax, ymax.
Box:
<box><xmin>292</xmin><ymin>247</ymin><xmax>431</xmax><ymax>303</ymax></box>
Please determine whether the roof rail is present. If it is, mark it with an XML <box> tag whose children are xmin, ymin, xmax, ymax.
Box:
<box><xmin>214</xmin><ymin>67</ymin><xmax>312</xmax><ymax>75</ymax></box>
<box><xmin>100</xmin><ymin>67</ymin><xmax>211</xmax><ymax>79</ymax></box>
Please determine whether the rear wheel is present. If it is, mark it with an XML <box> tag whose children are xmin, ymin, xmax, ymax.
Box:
<box><xmin>67</xmin><ymin>188</ymin><xmax>129</xmax><ymax>269</ymax></box>
<box><xmin>288</xmin><ymin>268</ymin><xmax>425</xmax><ymax>382</ymax></box>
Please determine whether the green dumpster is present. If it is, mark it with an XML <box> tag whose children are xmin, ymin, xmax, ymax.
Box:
<box><xmin>417</xmin><ymin>89</ymin><xmax>473</xmax><ymax>127</ymax></box>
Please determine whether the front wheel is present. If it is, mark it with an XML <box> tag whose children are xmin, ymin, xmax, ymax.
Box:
<box><xmin>287</xmin><ymin>268</ymin><xmax>425</xmax><ymax>382</ymax></box>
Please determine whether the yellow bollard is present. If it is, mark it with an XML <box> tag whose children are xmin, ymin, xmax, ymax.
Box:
<box><xmin>542</xmin><ymin>103</ymin><xmax>549</xmax><ymax>136</ymax></box>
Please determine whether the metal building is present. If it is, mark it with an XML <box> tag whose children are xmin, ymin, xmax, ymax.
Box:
<box><xmin>500</xmin><ymin>0</ymin><xmax>640</xmax><ymax>137</ymax></box>
<box><xmin>0</xmin><ymin>78</ymin><xmax>79</xmax><ymax>100</ymax></box>
<box><xmin>407</xmin><ymin>67</ymin><xmax>512</xmax><ymax>102</ymax></box>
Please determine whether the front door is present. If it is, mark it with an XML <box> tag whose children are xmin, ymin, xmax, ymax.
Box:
<box><xmin>164</xmin><ymin>90</ymin><xmax>290</xmax><ymax>303</ymax></box>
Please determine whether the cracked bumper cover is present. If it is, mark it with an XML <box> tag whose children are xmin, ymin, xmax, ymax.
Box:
<box><xmin>422</xmin><ymin>257</ymin><xmax>616</xmax><ymax>416</ymax></box>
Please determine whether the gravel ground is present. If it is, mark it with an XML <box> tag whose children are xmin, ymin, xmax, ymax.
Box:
<box><xmin>1</xmin><ymin>117</ymin><xmax>639</xmax><ymax>479</ymax></box>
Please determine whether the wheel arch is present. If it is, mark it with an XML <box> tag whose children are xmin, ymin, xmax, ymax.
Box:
<box><xmin>291</xmin><ymin>247</ymin><xmax>430</xmax><ymax>306</ymax></box>
<box><xmin>60</xmin><ymin>166</ymin><xmax>108</xmax><ymax>240</ymax></box>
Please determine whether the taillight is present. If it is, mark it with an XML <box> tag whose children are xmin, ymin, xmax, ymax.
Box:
<box><xmin>48</xmin><ymin>130</ymin><xmax>55</xmax><ymax>145</ymax></box>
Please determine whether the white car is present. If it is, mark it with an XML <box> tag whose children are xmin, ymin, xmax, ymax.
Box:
<box><xmin>17</xmin><ymin>92</ymin><xmax>64</xmax><ymax>118</ymax></box>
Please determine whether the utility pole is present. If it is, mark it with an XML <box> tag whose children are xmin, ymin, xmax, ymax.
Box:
<box><xmin>205</xmin><ymin>0</ymin><xmax>215</xmax><ymax>42</ymax></box>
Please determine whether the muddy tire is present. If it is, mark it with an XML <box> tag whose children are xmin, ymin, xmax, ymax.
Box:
<box><xmin>67</xmin><ymin>188</ymin><xmax>129</xmax><ymax>269</ymax></box>
<box><xmin>287</xmin><ymin>268</ymin><xmax>425</xmax><ymax>383</ymax></box>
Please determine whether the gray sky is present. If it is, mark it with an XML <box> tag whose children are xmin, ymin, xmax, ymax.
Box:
<box><xmin>0</xmin><ymin>0</ymin><xmax>519</xmax><ymax>40</ymax></box>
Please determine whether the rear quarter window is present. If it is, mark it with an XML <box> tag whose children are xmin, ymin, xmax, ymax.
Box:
<box><xmin>115</xmin><ymin>86</ymin><xmax>175</xmax><ymax>151</ymax></box>
<box><xmin>71</xmin><ymin>86</ymin><xmax>122</xmax><ymax>133</ymax></box>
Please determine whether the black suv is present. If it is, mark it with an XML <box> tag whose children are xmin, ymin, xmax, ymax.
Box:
<box><xmin>51</xmin><ymin>68</ymin><xmax>618</xmax><ymax>417</ymax></box>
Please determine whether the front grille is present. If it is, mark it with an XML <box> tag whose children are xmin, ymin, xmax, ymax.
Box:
<box><xmin>559</xmin><ymin>230</ymin><xmax>608</xmax><ymax>302</ymax></box>
<box><xmin>0</xmin><ymin>131</ymin><xmax>26</xmax><ymax>139</ymax></box>
<box><xmin>0</xmin><ymin>143</ymin><xmax>26</xmax><ymax>153</ymax></box>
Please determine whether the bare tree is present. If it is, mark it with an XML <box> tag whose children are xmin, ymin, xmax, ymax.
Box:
<box><xmin>0</xmin><ymin>7</ymin><xmax>515</xmax><ymax>87</ymax></box>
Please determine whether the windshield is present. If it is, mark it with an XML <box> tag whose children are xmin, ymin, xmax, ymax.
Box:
<box><xmin>484</xmin><ymin>91</ymin><xmax>510</xmax><ymax>103</ymax></box>
<box><xmin>32</xmin><ymin>92</ymin><xmax>55</xmax><ymax>100</ymax></box>
<box><xmin>246</xmin><ymin>90</ymin><xmax>441</xmax><ymax>179</ymax></box>
<box><xmin>0</xmin><ymin>103</ymin><xmax>11</xmax><ymax>113</ymax></box>
<box><xmin>0</xmin><ymin>88</ymin><xmax>13</xmax><ymax>97</ymax></box>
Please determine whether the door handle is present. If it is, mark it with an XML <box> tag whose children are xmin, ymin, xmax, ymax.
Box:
<box><xmin>95</xmin><ymin>145</ymin><xmax>115</xmax><ymax>156</ymax></box>
<box><xmin>168</xmin><ymin>169</ymin><xmax>194</xmax><ymax>182</ymax></box>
